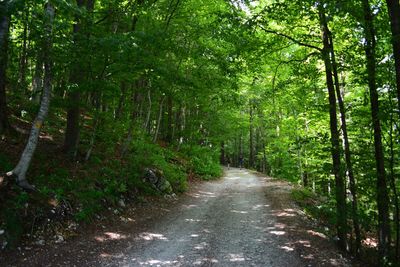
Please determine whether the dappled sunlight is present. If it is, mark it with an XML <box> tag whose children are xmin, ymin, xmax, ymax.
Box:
<box><xmin>226</xmin><ymin>176</ymin><xmax>242</xmax><ymax>180</ymax></box>
<box><xmin>307</xmin><ymin>230</ymin><xmax>327</xmax><ymax>239</ymax></box>
<box><xmin>276</xmin><ymin>211</ymin><xmax>296</xmax><ymax>217</ymax></box>
<box><xmin>362</xmin><ymin>237</ymin><xmax>378</xmax><ymax>248</ymax></box>
<box><xmin>137</xmin><ymin>232</ymin><xmax>168</xmax><ymax>241</ymax></box>
<box><xmin>230</xmin><ymin>209</ymin><xmax>249</xmax><ymax>214</ymax></box>
<box><xmin>280</xmin><ymin>245</ymin><xmax>294</xmax><ymax>252</ymax></box>
<box><xmin>270</xmin><ymin>230</ymin><xmax>286</xmax><ymax>236</ymax></box>
<box><xmin>228</xmin><ymin>253</ymin><xmax>245</xmax><ymax>262</ymax></box>
<box><xmin>137</xmin><ymin>259</ymin><xmax>180</xmax><ymax>265</ymax></box>
<box><xmin>302</xmin><ymin>254</ymin><xmax>315</xmax><ymax>260</ymax></box>
<box><xmin>194</xmin><ymin>241</ymin><xmax>208</xmax><ymax>250</ymax></box>
<box><xmin>185</xmin><ymin>218</ymin><xmax>203</xmax><ymax>222</ymax></box>
<box><xmin>273</xmin><ymin>208</ymin><xmax>297</xmax><ymax>217</ymax></box>
<box><xmin>273</xmin><ymin>223</ymin><xmax>286</xmax><ymax>229</ymax></box>
<box><xmin>297</xmin><ymin>240</ymin><xmax>311</xmax><ymax>247</ymax></box>
<box><xmin>252</xmin><ymin>204</ymin><xmax>270</xmax><ymax>210</ymax></box>
<box><xmin>193</xmin><ymin>257</ymin><xmax>219</xmax><ymax>265</ymax></box>
<box><xmin>89</xmin><ymin>171</ymin><xmax>350</xmax><ymax>267</ymax></box>
<box><xmin>189</xmin><ymin>191</ymin><xmax>217</xmax><ymax>199</ymax></box>
<box><xmin>182</xmin><ymin>204</ymin><xmax>198</xmax><ymax>209</ymax></box>
<box><xmin>95</xmin><ymin>232</ymin><xmax>127</xmax><ymax>242</ymax></box>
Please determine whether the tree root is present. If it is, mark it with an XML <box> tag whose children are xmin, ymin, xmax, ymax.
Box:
<box><xmin>6</xmin><ymin>171</ymin><xmax>37</xmax><ymax>192</ymax></box>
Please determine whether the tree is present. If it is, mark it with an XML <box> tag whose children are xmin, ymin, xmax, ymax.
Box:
<box><xmin>386</xmin><ymin>0</ymin><xmax>400</xmax><ymax>115</ymax></box>
<box><xmin>362</xmin><ymin>0</ymin><xmax>391</xmax><ymax>262</ymax></box>
<box><xmin>6</xmin><ymin>1</ymin><xmax>55</xmax><ymax>190</ymax></box>
<box><xmin>63</xmin><ymin>0</ymin><xmax>94</xmax><ymax>156</ymax></box>
<box><xmin>318</xmin><ymin>3</ymin><xmax>347</xmax><ymax>251</ymax></box>
<box><xmin>0</xmin><ymin>1</ymin><xmax>11</xmax><ymax>135</ymax></box>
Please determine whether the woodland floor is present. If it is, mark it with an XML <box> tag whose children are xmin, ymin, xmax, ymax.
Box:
<box><xmin>1</xmin><ymin>168</ymin><xmax>358</xmax><ymax>266</ymax></box>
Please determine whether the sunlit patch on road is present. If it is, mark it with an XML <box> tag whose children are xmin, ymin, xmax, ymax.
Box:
<box><xmin>270</xmin><ymin>230</ymin><xmax>286</xmax><ymax>236</ymax></box>
<box><xmin>95</xmin><ymin>232</ymin><xmax>127</xmax><ymax>242</ymax></box>
<box><xmin>193</xmin><ymin>257</ymin><xmax>219</xmax><ymax>265</ymax></box>
<box><xmin>137</xmin><ymin>232</ymin><xmax>168</xmax><ymax>241</ymax></box>
<box><xmin>307</xmin><ymin>230</ymin><xmax>327</xmax><ymax>239</ymax></box>
<box><xmin>230</xmin><ymin>209</ymin><xmax>248</xmax><ymax>214</ymax></box>
<box><xmin>280</xmin><ymin>245</ymin><xmax>294</xmax><ymax>252</ymax></box>
<box><xmin>228</xmin><ymin>253</ymin><xmax>245</xmax><ymax>262</ymax></box>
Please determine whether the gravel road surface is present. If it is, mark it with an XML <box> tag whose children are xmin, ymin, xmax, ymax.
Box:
<box><xmin>2</xmin><ymin>168</ymin><xmax>351</xmax><ymax>266</ymax></box>
<box><xmin>103</xmin><ymin>168</ymin><xmax>304</xmax><ymax>266</ymax></box>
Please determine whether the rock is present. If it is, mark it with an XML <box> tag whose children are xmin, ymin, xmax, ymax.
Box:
<box><xmin>159</xmin><ymin>180</ymin><xmax>173</xmax><ymax>194</ymax></box>
<box><xmin>143</xmin><ymin>168</ymin><xmax>173</xmax><ymax>194</ymax></box>
<box><xmin>118</xmin><ymin>199</ymin><xmax>126</xmax><ymax>208</ymax></box>
<box><xmin>0</xmin><ymin>229</ymin><xmax>4</xmax><ymax>235</ymax></box>
<box><xmin>1</xmin><ymin>241</ymin><xmax>7</xmax><ymax>250</ymax></box>
<box><xmin>55</xmin><ymin>235</ymin><xmax>64</xmax><ymax>243</ymax></box>
<box><xmin>67</xmin><ymin>222</ymin><xmax>78</xmax><ymax>230</ymax></box>
<box><xmin>35</xmin><ymin>240</ymin><xmax>45</xmax><ymax>246</ymax></box>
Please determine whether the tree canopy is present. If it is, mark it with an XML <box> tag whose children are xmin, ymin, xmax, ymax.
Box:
<box><xmin>1</xmin><ymin>0</ymin><xmax>400</xmax><ymax>265</ymax></box>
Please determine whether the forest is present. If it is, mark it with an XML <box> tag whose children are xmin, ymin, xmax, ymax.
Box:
<box><xmin>0</xmin><ymin>0</ymin><xmax>400</xmax><ymax>266</ymax></box>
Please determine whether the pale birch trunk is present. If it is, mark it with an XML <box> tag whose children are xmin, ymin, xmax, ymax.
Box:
<box><xmin>7</xmin><ymin>2</ymin><xmax>54</xmax><ymax>191</ymax></box>
<box><xmin>144</xmin><ymin>88</ymin><xmax>152</xmax><ymax>133</ymax></box>
<box><xmin>153</xmin><ymin>96</ymin><xmax>166</xmax><ymax>143</ymax></box>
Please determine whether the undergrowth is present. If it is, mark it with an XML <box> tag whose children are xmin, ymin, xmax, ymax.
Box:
<box><xmin>0</xmin><ymin>112</ymin><xmax>222</xmax><ymax>249</ymax></box>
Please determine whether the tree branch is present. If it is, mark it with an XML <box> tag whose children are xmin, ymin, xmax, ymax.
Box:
<box><xmin>258</xmin><ymin>25</ymin><xmax>322</xmax><ymax>52</ymax></box>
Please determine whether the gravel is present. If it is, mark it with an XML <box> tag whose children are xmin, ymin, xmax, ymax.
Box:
<box><xmin>1</xmin><ymin>168</ymin><xmax>351</xmax><ymax>267</ymax></box>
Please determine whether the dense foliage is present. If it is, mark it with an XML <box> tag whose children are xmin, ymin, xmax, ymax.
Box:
<box><xmin>0</xmin><ymin>0</ymin><xmax>400</xmax><ymax>265</ymax></box>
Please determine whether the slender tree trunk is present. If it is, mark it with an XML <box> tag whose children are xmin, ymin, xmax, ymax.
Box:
<box><xmin>389</xmin><ymin>102</ymin><xmax>400</xmax><ymax>260</ymax></box>
<box><xmin>115</xmin><ymin>82</ymin><xmax>127</xmax><ymax>120</ymax></box>
<box><xmin>385</xmin><ymin>4</ymin><xmax>400</xmax><ymax>256</ymax></box>
<box><xmin>6</xmin><ymin>2</ymin><xmax>54</xmax><ymax>191</ymax></box>
<box><xmin>386</xmin><ymin>0</ymin><xmax>400</xmax><ymax>115</ymax></box>
<box><xmin>85</xmin><ymin>115</ymin><xmax>99</xmax><ymax>161</ymax></box>
<box><xmin>0</xmin><ymin>3</ymin><xmax>10</xmax><ymax>135</ymax></box>
<box><xmin>166</xmin><ymin>96</ymin><xmax>173</xmax><ymax>143</ymax></box>
<box><xmin>249</xmin><ymin>101</ymin><xmax>254</xmax><ymax>168</ymax></box>
<box><xmin>328</xmin><ymin>29</ymin><xmax>361</xmax><ymax>255</ymax></box>
<box><xmin>153</xmin><ymin>96</ymin><xmax>166</xmax><ymax>143</ymax></box>
<box><xmin>362</xmin><ymin>0</ymin><xmax>391</xmax><ymax>262</ymax></box>
<box><xmin>220</xmin><ymin>141</ymin><xmax>225</xmax><ymax>165</ymax></box>
<box><xmin>263</xmin><ymin>142</ymin><xmax>267</xmax><ymax>174</ymax></box>
<box><xmin>32</xmin><ymin>53</ymin><xmax>44</xmax><ymax>103</ymax></box>
<box><xmin>18</xmin><ymin>6</ymin><xmax>29</xmax><ymax>92</ymax></box>
<box><xmin>318</xmin><ymin>4</ymin><xmax>347</xmax><ymax>251</ymax></box>
<box><xmin>145</xmin><ymin>88</ymin><xmax>152</xmax><ymax>134</ymax></box>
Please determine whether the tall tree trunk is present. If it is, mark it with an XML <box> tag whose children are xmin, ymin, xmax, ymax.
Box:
<box><xmin>0</xmin><ymin>1</ymin><xmax>10</xmax><ymax>135</ymax></box>
<box><xmin>362</xmin><ymin>0</ymin><xmax>391</xmax><ymax>262</ymax></box>
<box><xmin>389</xmin><ymin>99</ymin><xmax>400</xmax><ymax>260</ymax></box>
<box><xmin>328</xmin><ymin>29</ymin><xmax>361</xmax><ymax>255</ymax></box>
<box><xmin>6</xmin><ymin>2</ymin><xmax>54</xmax><ymax>191</ymax></box>
<box><xmin>318</xmin><ymin>4</ymin><xmax>347</xmax><ymax>252</ymax></box>
<box><xmin>63</xmin><ymin>0</ymin><xmax>89</xmax><ymax>156</ymax></box>
<box><xmin>386</xmin><ymin>0</ymin><xmax>400</xmax><ymax>115</ymax></box>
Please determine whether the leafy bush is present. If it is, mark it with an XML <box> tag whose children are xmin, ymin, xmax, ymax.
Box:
<box><xmin>291</xmin><ymin>188</ymin><xmax>336</xmax><ymax>225</ymax></box>
<box><xmin>181</xmin><ymin>145</ymin><xmax>222</xmax><ymax>180</ymax></box>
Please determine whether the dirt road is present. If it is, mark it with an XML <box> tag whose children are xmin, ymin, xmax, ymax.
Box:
<box><xmin>2</xmin><ymin>168</ymin><xmax>351</xmax><ymax>266</ymax></box>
